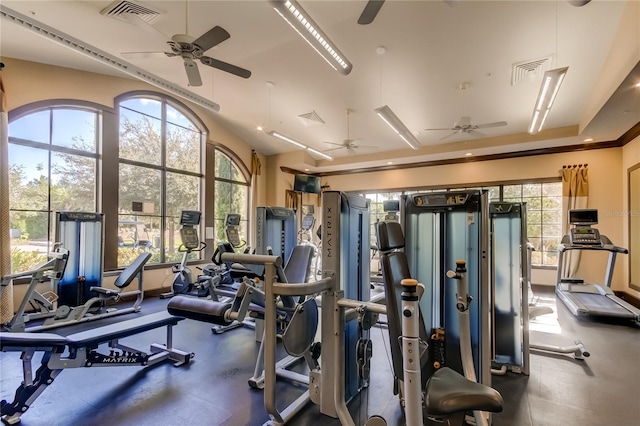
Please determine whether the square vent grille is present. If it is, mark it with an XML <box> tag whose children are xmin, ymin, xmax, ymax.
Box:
<box><xmin>297</xmin><ymin>110</ymin><xmax>325</xmax><ymax>127</ymax></box>
<box><xmin>100</xmin><ymin>0</ymin><xmax>166</xmax><ymax>25</ymax></box>
<box><xmin>511</xmin><ymin>56</ymin><xmax>553</xmax><ymax>86</ymax></box>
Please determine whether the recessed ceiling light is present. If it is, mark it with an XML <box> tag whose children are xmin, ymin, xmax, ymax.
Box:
<box><xmin>635</xmin><ymin>82</ymin><xmax>640</xmax><ymax>88</ymax></box>
<box><xmin>256</xmin><ymin>125</ymin><xmax>263</xmax><ymax>132</ymax></box>
<box><xmin>465</xmin><ymin>152</ymin><xmax>473</xmax><ymax>156</ymax></box>
<box><xmin>583</xmin><ymin>137</ymin><xmax>594</xmax><ymax>142</ymax></box>
<box><xmin>304</xmin><ymin>168</ymin><xmax>310</xmax><ymax>172</ymax></box>
<box><xmin>387</xmin><ymin>161</ymin><xmax>393</xmax><ymax>165</ymax></box>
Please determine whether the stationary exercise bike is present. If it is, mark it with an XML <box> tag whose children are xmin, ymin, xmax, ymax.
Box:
<box><xmin>207</xmin><ymin>214</ymin><xmax>256</xmax><ymax>286</ymax></box>
<box><xmin>161</xmin><ymin>211</ymin><xmax>210</xmax><ymax>299</ymax></box>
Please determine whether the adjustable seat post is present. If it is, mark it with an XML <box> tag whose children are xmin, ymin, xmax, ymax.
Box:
<box><xmin>400</xmin><ymin>278</ymin><xmax>423</xmax><ymax>426</ymax></box>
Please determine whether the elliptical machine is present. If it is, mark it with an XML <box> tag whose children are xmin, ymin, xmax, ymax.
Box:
<box><xmin>161</xmin><ymin>211</ymin><xmax>209</xmax><ymax>299</ymax></box>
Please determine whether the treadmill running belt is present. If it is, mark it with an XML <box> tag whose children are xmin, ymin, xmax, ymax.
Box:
<box><xmin>570</xmin><ymin>293</ymin><xmax>634</xmax><ymax>318</ymax></box>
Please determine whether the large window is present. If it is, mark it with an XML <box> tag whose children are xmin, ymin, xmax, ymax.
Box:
<box><xmin>117</xmin><ymin>97</ymin><xmax>204</xmax><ymax>267</ymax></box>
<box><xmin>503</xmin><ymin>182</ymin><xmax>562</xmax><ymax>267</ymax></box>
<box><xmin>365</xmin><ymin>192</ymin><xmax>402</xmax><ymax>247</ymax></box>
<box><xmin>213</xmin><ymin>149</ymin><xmax>250</xmax><ymax>245</ymax></box>
<box><xmin>8</xmin><ymin>107</ymin><xmax>99</xmax><ymax>272</ymax></box>
<box><xmin>360</xmin><ymin>181</ymin><xmax>561</xmax><ymax>267</ymax></box>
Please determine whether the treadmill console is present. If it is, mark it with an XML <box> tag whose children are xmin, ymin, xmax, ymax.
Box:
<box><xmin>569</xmin><ymin>227</ymin><xmax>602</xmax><ymax>246</ymax></box>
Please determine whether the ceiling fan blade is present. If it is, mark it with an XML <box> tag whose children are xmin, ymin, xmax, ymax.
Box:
<box><xmin>183</xmin><ymin>57</ymin><xmax>203</xmax><ymax>86</ymax></box>
<box><xmin>324</xmin><ymin>147</ymin><xmax>346</xmax><ymax>152</ymax></box>
<box><xmin>324</xmin><ymin>141</ymin><xmax>345</xmax><ymax>147</ymax></box>
<box><xmin>200</xmin><ymin>56</ymin><xmax>251</xmax><ymax>79</ymax></box>
<box><xmin>467</xmin><ymin>130</ymin><xmax>486</xmax><ymax>138</ymax></box>
<box><xmin>347</xmin><ymin>147</ymin><xmax>357</xmax><ymax>155</ymax></box>
<box><xmin>192</xmin><ymin>26</ymin><xmax>231</xmax><ymax>52</ymax></box>
<box><xmin>121</xmin><ymin>51</ymin><xmax>167</xmax><ymax>59</ymax></box>
<box><xmin>354</xmin><ymin>144</ymin><xmax>378</xmax><ymax>149</ymax></box>
<box><xmin>475</xmin><ymin>121</ymin><xmax>508</xmax><ymax>129</ymax></box>
<box><xmin>358</xmin><ymin>0</ymin><xmax>385</xmax><ymax>25</ymax></box>
<box><xmin>425</xmin><ymin>127</ymin><xmax>454</xmax><ymax>131</ymax></box>
<box><xmin>439</xmin><ymin>131</ymin><xmax>460</xmax><ymax>141</ymax></box>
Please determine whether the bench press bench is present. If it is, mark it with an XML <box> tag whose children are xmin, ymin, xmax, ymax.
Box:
<box><xmin>0</xmin><ymin>311</ymin><xmax>193</xmax><ymax>425</ymax></box>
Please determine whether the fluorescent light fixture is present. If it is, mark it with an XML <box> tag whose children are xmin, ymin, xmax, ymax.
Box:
<box><xmin>306</xmin><ymin>147</ymin><xmax>333</xmax><ymax>161</ymax></box>
<box><xmin>270</xmin><ymin>0</ymin><xmax>352</xmax><ymax>75</ymax></box>
<box><xmin>528</xmin><ymin>67</ymin><xmax>568</xmax><ymax>134</ymax></box>
<box><xmin>268</xmin><ymin>130</ymin><xmax>306</xmax><ymax>149</ymax></box>
<box><xmin>374</xmin><ymin>105</ymin><xmax>421</xmax><ymax>150</ymax></box>
<box><xmin>267</xmin><ymin>130</ymin><xmax>333</xmax><ymax>161</ymax></box>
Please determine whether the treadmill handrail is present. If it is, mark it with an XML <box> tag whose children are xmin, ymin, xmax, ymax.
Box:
<box><xmin>558</xmin><ymin>243</ymin><xmax>628</xmax><ymax>254</ymax></box>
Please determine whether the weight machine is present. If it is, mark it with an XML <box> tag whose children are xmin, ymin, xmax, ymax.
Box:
<box><xmin>492</xmin><ymin>202</ymin><xmax>589</xmax><ymax>362</ymax></box>
<box><xmin>402</xmin><ymin>190</ymin><xmax>492</xmax><ymax>386</ymax></box>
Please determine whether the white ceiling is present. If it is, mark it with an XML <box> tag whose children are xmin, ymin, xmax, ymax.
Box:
<box><xmin>1</xmin><ymin>0</ymin><xmax>639</xmax><ymax>173</ymax></box>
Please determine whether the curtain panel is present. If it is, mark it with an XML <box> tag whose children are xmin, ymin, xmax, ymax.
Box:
<box><xmin>561</xmin><ymin>164</ymin><xmax>589</xmax><ymax>278</ymax></box>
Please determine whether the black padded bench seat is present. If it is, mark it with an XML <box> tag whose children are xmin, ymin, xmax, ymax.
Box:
<box><xmin>0</xmin><ymin>312</ymin><xmax>182</xmax><ymax>351</ymax></box>
<box><xmin>65</xmin><ymin>311</ymin><xmax>182</xmax><ymax>348</ymax></box>
<box><xmin>0</xmin><ymin>332</ymin><xmax>67</xmax><ymax>350</ymax></box>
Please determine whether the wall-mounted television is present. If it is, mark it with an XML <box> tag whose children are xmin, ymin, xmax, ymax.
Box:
<box><xmin>383</xmin><ymin>200</ymin><xmax>400</xmax><ymax>212</ymax></box>
<box><xmin>293</xmin><ymin>174</ymin><xmax>321</xmax><ymax>193</ymax></box>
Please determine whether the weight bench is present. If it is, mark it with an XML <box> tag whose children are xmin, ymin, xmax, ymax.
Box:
<box><xmin>0</xmin><ymin>311</ymin><xmax>193</xmax><ymax>425</ymax></box>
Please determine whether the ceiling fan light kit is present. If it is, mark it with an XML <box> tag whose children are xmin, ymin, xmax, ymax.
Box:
<box><xmin>269</xmin><ymin>0</ymin><xmax>353</xmax><ymax>75</ymax></box>
<box><xmin>375</xmin><ymin>105</ymin><xmax>421</xmax><ymax>150</ymax></box>
<box><xmin>268</xmin><ymin>130</ymin><xmax>334</xmax><ymax>161</ymax></box>
<box><xmin>528</xmin><ymin>66</ymin><xmax>569</xmax><ymax>134</ymax></box>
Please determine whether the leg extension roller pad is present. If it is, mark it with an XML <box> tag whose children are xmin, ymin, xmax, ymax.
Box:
<box><xmin>168</xmin><ymin>296</ymin><xmax>233</xmax><ymax>326</ymax></box>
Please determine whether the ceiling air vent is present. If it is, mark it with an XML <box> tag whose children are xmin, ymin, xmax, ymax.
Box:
<box><xmin>297</xmin><ymin>110</ymin><xmax>325</xmax><ymax>127</ymax></box>
<box><xmin>511</xmin><ymin>56</ymin><xmax>553</xmax><ymax>86</ymax></box>
<box><xmin>100</xmin><ymin>0</ymin><xmax>166</xmax><ymax>25</ymax></box>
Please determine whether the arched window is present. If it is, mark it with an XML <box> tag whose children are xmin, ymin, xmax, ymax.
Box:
<box><xmin>8</xmin><ymin>104</ymin><xmax>100</xmax><ymax>272</ymax></box>
<box><xmin>213</xmin><ymin>148</ymin><xmax>250</xmax><ymax>247</ymax></box>
<box><xmin>117</xmin><ymin>94</ymin><xmax>205</xmax><ymax>267</ymax></box>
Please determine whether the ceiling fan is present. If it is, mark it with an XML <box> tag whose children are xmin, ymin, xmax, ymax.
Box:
<box><xmin>324</xmin><ymin>110</ymin><xmax>378</xmax><ymax>154</ymax></box>
<box><xmin>426</xmin><ymin>116</ymin><xmax>508</xmax><ymax>141</ymax></box>
<box><xmin>425</xmin><ymin>83</ymin><xmax>507</xmax><ymax>140</ymax></box>
<box><xmin>121</xmin><ymin>2</ymin><xmax>250</xmax><ymax>86</ymax></box>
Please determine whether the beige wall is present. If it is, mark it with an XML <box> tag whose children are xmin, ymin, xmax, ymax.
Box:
<box><xmin>622</xmin><ymin>135</ymin><xmax>640</xmax><ymax>298</ymax></box>
<box><xmin>269</xmin><ymin>147</ymin><xmax>626</xmax><ymax>287</ymax></box>
<box><xmin>3</xmin><ymin>57</ymin><xmax>265</xmax><ymax>296</ymax></box>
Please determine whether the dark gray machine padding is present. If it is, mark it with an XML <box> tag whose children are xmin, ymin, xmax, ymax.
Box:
<box><xmin>65</xmin><ymin>311</ymin><xmax>181</xmax><ymax>348</ymax></box>
<box><xmin>283</xmin><ymin>245</ymin><xmax>314</xmax><ymax>284</ymax></box>
<box><xmin>425</xmin><ymin>367</ymin><xmax>503</xmax><ymax>415</ymax></box>
<box><xmin>167</xmin><ymin>296</ymin><xmax>233</xmax><ymax>326</ymax></box>
<box><xmin>113</xmin><ymin>252</ymin><xmax>152</xmax><ymax>288</ymax></box>
<box><xmin>0</xmin><ymin>311</ymin><xmax>181</xmax><ymax>350</ymax></box>
<box><xmin>376</xmin><ymin>221</ymin><xmax>431</xmax><ymax>388</ymax></box>
<box><xmin>0</xmin><ymin>332</ymin><xmax>68</xmax><ymax>350</ymax></box>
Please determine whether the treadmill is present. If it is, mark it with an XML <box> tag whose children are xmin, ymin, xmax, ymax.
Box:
<box><xmin>556</xmin><ymin>209</ymin><xmax>640</xmax><ymax>323</ymax></box>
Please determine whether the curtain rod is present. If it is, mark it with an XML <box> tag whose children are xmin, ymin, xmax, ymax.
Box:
<box><xmin>562</xmin><ymin>164</ymin><xmax>588</xmax><ymax>168</ymax></box>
